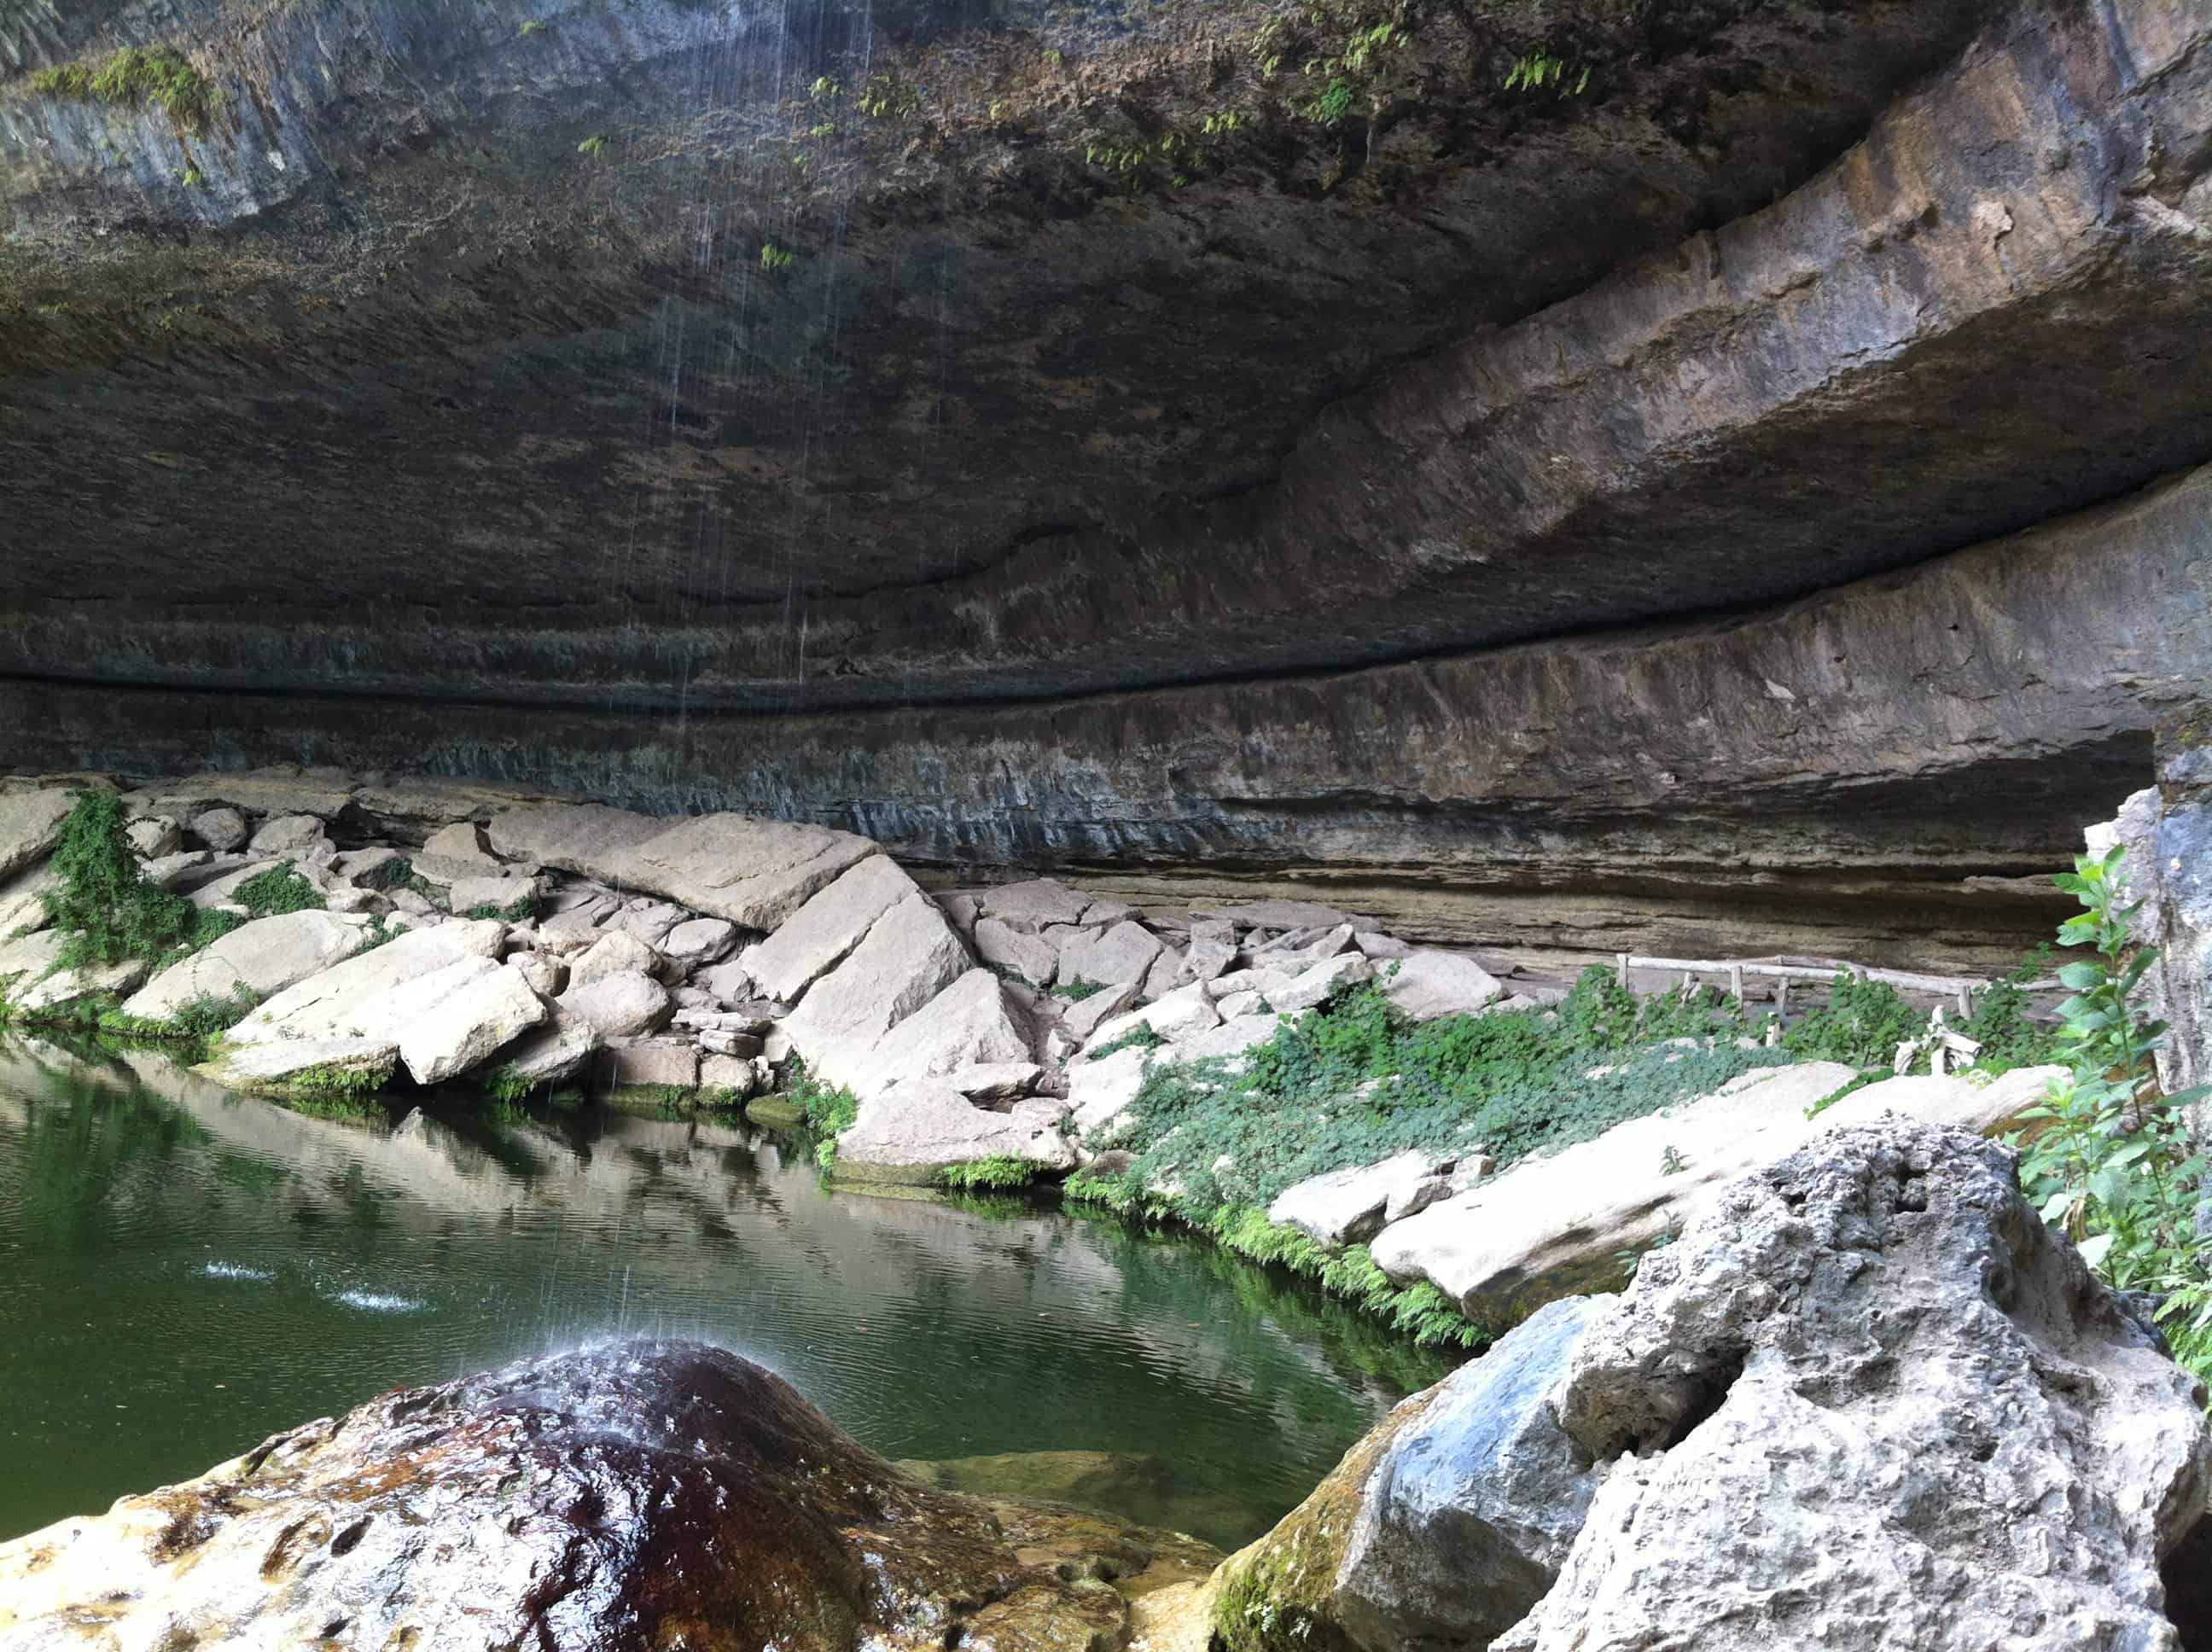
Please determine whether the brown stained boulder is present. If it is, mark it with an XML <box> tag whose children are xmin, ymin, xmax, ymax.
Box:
<box><xmin>0</xmin><ymin>1341</ymin><xmax>1216</xmax><ymax>1652</ymax></box>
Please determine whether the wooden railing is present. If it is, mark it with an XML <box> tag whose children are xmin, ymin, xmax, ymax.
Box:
<box><xmin>1614</xmin><ymin>954</ymin><xmax>2016</xmax><ymax>1019</ymax></box>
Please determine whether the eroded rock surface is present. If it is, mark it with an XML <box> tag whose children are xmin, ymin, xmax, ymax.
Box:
<box><xmin>0</xmin><ymin>1341</ymin><xmax>1216</xmax><ymax>1651</ymax></box>
<box><xmin>1499</xmin><ymin>1126</ymin><xmax>2212</xmax><ymax>1651</ymax></box>
<box><xmin>1225</xmin><ymin>1126</ymin><xmax>2212</xmax><ymax>1652</ymax></box>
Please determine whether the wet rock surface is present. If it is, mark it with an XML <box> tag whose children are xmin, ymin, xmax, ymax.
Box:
<box><xmin>0</xmin><ymin>1340</ymin><xmax>1220</xmax><ymax>1652</ymax></box>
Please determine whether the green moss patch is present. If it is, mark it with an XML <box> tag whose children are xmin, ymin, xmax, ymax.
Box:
<box><xmin>32</xmin><ymin>45</ymin><xmax>224</xmax><ymax>131</ymax></box>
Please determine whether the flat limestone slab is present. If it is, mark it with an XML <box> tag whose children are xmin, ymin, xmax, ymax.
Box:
<box><xmin>488</xmin><ymin>804</ymin><xmax>876</xmax><ymax>930</ymax></box>
<box><xmin>0</xmin><ymin>788</ymin><xmax>73</xmax><ymax>881</ymax></box>
<box><xmin>122</xmin><ymin>910</ymin><xmax>369</xmax><ymax>1021</ymax></box>
<box><xmin>781</xmin><ymin>893</ymin><xmax>969</xmax><ymax>1091</ymax></box>
<box><xmin>0</xmin><ymin>928</ymin><xmax>150</xmax><ymax>1013</ymax></box>
<box><xmin>835</xmin><ymin>1081</ymin><xmax>1076</xmax><ymax>1184</ymax></box>
<box><xmin>227</xmin><ymin>920</ymin><xmax>509</xmax><ymax>1073</ymax></box>
<box><xmin>1370</xmin><ymin>1062</ymin><xmax>1859</xmax><ymax>1316</ymax></box>
<box><xmin>840</xmin><ymin>969</ymin><xmax>1033</xmax><ymax>1100</ymax></box>
<box><xmin>200</xmin><ymin>1037</ymin><xmax>399</xmax><ymax>1093</ymax></box>
<box><xmin>1370</xmin><ymin>1060</ymin><xmax>2072</xmax><ymax>1320</ymax></box>
<box><xmin>742</xmin><ymin>854</ymin><xmax>917</xmax><ymax>1003</ymax></box>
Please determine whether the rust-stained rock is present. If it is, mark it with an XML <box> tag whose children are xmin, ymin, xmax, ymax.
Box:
<box><xmin>0</xmin><ymin>1341</ymin><xmax>1218</xmax><ymax>1651</ymax></box>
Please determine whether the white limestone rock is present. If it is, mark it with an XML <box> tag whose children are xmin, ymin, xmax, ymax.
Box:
<box><xmin>976</xmin><ymin>878</ymin><xmax>1091</xmax><ymax>932</ymax></box>
<box><xmin>558</xmin><ymin>971</ymin><xmax>672</xmax><ymax>1039</ymax></box>
<box><xmin>187</xmin><ymin>805</ymin><xmax>248</xmax><ymax>852</ymax></box>
<box><xmin>661</xmin><ymin>916</ymin><xmax>738</xmax><ymax>971</ymax></box>
<box><xmin>495</xmin><ymin>1013</ymin><xmax>602</xmax><ymax>1087</ymax></box>
<box><xmin>121</xmin><ymin>910</ymin><xmax>370</xmax><ymax>1022</ymax></box>
<box><xmin>490</xmin><ymin>806</ymin><xmax>877</xmax><ymax>931</ymax></box>
<box><xmin>842</xmin><ymin>969</ymin><xmax>1033</xmax><ymax>1098</ymax></box>
<box><xmin>125</xmin><ymin>816</ymin><xmax>182</xmax><ymax>858</ymax></box>
<box><xmin>973</xmin><ymin>916</ymin><xmax>1058</xmax><ymax>988</ymax></box>
<box><xmin>1155</xmin><ymin>1013</ymin><xmax>1285</xmax><ymax>1069</ymax></box>
<box><xmin>1383</xmin><ymin>950</ymin><xmax>1505</xmax><ymax>1021</ymax></box>
<box><xmin>1268</xmin><ymin>952</ymin><xmax>1373</xmax><ymax>1013</ymax></box>
<box><xmin>779</xmin><ymin>893</ymin><xmax>969</xmax><ymax>1091</ymax></box>
<box><xmin>227</xmin><ymin>920</ymin><xmax>505</xmax><ymax>1051</ymax></box>
<box><xmin>743</xmin><ymin>854</ymin><xmax>917</xmax><ymax>1003</ymax></box>
<box><xmin>1060</xmin><ymin>977</ymin><xmax>1143</xmax><ymax>1040</ymax></box>
<box><xmin>949</xmin><ymin>1062</ymin><xmax>1044</xmax><ymax>1102</ymax></box>
<box><xmin>1055</xmin><ymin>920</ymin><xmax>1164</xmax><ymax>989</ymax></box>
<box><xmin>833</xmin><ymin>1080</ymin><xmax>1075</xmax><ymax>1184</ymax></box>
<box><xmin>0</xmin><ymin>788</ymin><xmax>74</xmax><ymax>881</ymax></box>
<box><xmin>200</xmin><ymin>1037</ymin><xmax>399</xmax><ymax>1094</ymax></box>
<box><xmin>0</xmin><ymin>929</ymin><xmax>150</xmax><ymax>1013</ymax></box>
<box><xmin>1068</xmin><ymin>1046</ymin><xmax>1152</xmax><ymax>1138</ymax></box>
<box><xmin>1495</xmin><ymin>1126</ymin><xmax>2212</xmax><ymax>1652</ymax></box>
<box><xmin>248</xmin><ymin>814</ymin><xmax>329</xmax><ymax>857</ymax></box>
<box><xmin>1083</xmin><ymin>981</ymin><xmax>1220</xmax><ymax>1055</ymax></box>
<box><xmin>1370</xmin><ymin>1062</ymin><xmax>1859</xmax><ymax>1315</ymax></box>
<box><xmin>569</xmin><ymin>931</ymin><xmax>666</xmax><ymax>988</ymax></box>
<box><xmin>1269</xmin><ymin>1149</ymin><xmax>1459</xmax><ymax>1246</ymax></box>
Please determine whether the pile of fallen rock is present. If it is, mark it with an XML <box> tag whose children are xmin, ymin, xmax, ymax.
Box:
<box><xmin>0</xmin><ymin>771</ymin><xmax>1548</xmax><ymax>1184</ymax></box>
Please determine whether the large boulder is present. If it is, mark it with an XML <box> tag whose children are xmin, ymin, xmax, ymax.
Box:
<box><xmin>834</xmin><ymin>1081</ymin><xmax>1076</xmax><ymax>1184</ymax></box>
<box><xmin>742</xmin><ymin>853</ymin><xmax>917</xmax><ymax>1003</ymax></box>
<box><xmin>557</xmin><ymin>971</ymin><xmax>672</xmax><ymax>1039</ymax></box>
<box><xmin>488</xmin><ymin>806</ymin><xmax>877</xmax><ymax>929</ymax></box>
<box><xmin>973</xmin><ymin>916</ymin><xmax>1059</xmax><ymax>988</ymax></box>
<box><xmin>0</xmin><ymin>1341</ymin><xmax>1214</xmax><ymax>1651</ymax></box>
<box><xmin>1494</xmin><ymin>1125</ymin><xmax>2212</xmax><ymax>1652</ymax></box>
<box><xmin>0</xmin><ymin>788</ymin><xmax>75</xmax><ymax>881</ymax></box>
<box><xmin>568</xmin><ymin>929</ymin><xmax>667</xmax><ymax>986</ymax></box>
<box><xmin>841</xmin><ymin>969</ymin><xmax>1033</xmax><ymax>1099</ymax></box>
<box><xmin>1382</xmin><ymin>951</ymin><xmax>1504</xmax><ymax>1021</ymax></box>
<box><xmin>1268</xmin><ymin>1150</ymin><xmax>1455</xmax><ymax>1247</ymax></box>
<box><xmin>119</xmin><ymin>910</ymin><xmax>368</xmax><ymax>1021</ymax></box>
<box><xmin>200</xmin><ymin>1036</ymin><xmax>399</xmax><ymax>1095</ymax></box>
<box><xmin>1057</xmin><ymin>920</ymin><xmax>1167</xmax><ymax>989</ymax></box>
<box><xmin>1369</xmin><ymin>1062</ymin><xmax>1856</xmax><ymax>1316</ymax></box>
<box><xmin>224</xmin><ymin>920</ymin><xmax>541</xmax><ymax>1083</ymax></box>
<box><xmin>1215</xmin><ymin>1297</ymin><xmax>1607</xmax><ymax>1652</ymax></box>
<box><xmin>780</xmin><ymin>893</ymin><xmax>969</xmax><ymax>1091</ymax></box>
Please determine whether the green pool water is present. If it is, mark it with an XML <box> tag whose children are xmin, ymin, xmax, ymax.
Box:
<box><xmin>0</xmin><ymin>1033</ymin><xmax>1450</xmax><ymax>1550</ymax></box>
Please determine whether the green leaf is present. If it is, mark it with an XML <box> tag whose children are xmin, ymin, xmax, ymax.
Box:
<box><xmin>2056</xmin><ymin>961</ymin><xmax>2105</xmax><ymax>991</ymax></box>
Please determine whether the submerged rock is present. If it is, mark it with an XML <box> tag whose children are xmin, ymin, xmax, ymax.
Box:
<box><xmin>0</xmin><ymin>1341</ymin><xmax>1216</xmax><ymax>1651</ymax></box>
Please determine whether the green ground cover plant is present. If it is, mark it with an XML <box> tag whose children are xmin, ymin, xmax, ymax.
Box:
<box><xmin>233</xmin><ymin>861</ymin><xmax>323</xmax><ymax>918</ymax></box>
<box><xmin>38</xmin><ymin>792</ymin><xmax>240</xmax><ymax>970</ymax></box>
<box><xmin>1066</xmin><ymin>969</ymin><xmax>1788</xmax><ymax>1347</ymax></box>
<box><xmin>783</xmin><ymin>1059</ymin><xmax>861</xmax><ymax>1172</ymax></box>
<box><xmin>2011</xmin><ymin>846</ymin><xmax>2209</xmax><ymax>1382</ymax></box>
<box><xmin>934</xmin><ymin>1155</ymin><xmax>1038</xmax><ymax>1191</ymax></box>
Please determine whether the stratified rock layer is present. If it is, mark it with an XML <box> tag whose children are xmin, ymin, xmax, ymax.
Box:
<box><xmin>0</xmin><ymin>1341</ymin><xmax>1216</xmax><ymax>1651</ymax></box>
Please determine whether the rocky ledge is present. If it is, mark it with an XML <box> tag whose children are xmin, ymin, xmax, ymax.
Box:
<box><xmin>0</xmin><ymin>1340</ymin><xmax>1219</xmax><ymax>1650</ymax></box>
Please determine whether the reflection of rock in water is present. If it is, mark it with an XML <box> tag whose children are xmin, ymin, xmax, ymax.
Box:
<box><xmin>0</xmin><ymin>1341</ymin><xmax>1221</xmax><ymax>1651</ymax></box>
<box><xmin>14</xmin><ymin>1040</ymin><xmax>1405</xmax><ymax>1428</ymax></box>
<box><xmin>898</xmin><ymin>1449</ymin><xmax>1254</xmax><ymax>1550</ymax></box>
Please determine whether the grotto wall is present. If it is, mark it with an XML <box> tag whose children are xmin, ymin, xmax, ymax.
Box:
<box><xmin>2</xmin><ymin>0</ymin><xmax>2208</xmax><ymax>963</ymax></box>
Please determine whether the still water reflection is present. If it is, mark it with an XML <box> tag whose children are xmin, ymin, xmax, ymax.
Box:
<box><xmin>0</xmin><ymin>1035</ymin><xmax>1450</xmax><ymax>1548</ymax></box>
